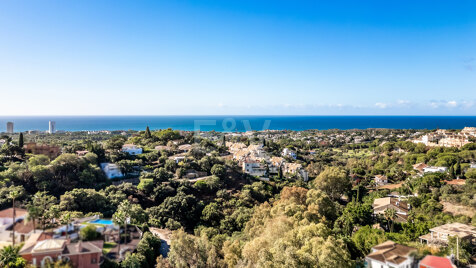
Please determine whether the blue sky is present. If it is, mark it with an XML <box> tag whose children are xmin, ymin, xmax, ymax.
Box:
<box><xmin>0</xmin><ymin>0</ymin><xmax>475</xmax><ymax>115</ymax></box>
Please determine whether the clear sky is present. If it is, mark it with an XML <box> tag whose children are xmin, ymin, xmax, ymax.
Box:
<box><xmin>0</xmin><ymin>0</ymin><xmax>475</xmax><ymax>115</ymax></box>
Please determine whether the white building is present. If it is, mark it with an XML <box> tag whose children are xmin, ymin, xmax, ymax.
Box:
<box><xmin>374</xmin><ymin>175</ymin><xmax>388</xmax><ymax>186</ymax></box>
<box><xmin>242</xmin><ymin>160</ymin><xmax>267</xmax><ymax>177</ymax></box>
<box><xmin>121</xmin><ymin>144</ymin><xmax>143</xmax><ymax>155</ymax></box>
<box><xmin>282</xmin><ymin>148</ymin><xmax>297</xmax><ymax>159</ymax></box>
<box><xmin>48</xmin><ymin>121</ymin><xmax>56</xmax><ymax>134</ymax></box>
<box><xmin>423</xmin><ymin>166</ymin><xmax>448</xmax><ymax>173</ymax></box>
<box><xmin>365</xmin><ymin>241</ymin><xmax>416</xmax><ymax>268</ymax></box>
<box><xmin>100</xmin><ymin>163</ymin><xmax>123</xmax><ymax>179</ymax></box>
<box><xmin>6</xmin><ymin>122</ymin><xmax>14</xmax><ymax>134</ymax></box>
<box><xmin>0</xmin><ymin>208</ymin><xmax>40</xmax><ymax>244</ymax></box>
<box><xmin>470</xmin><ymin>163</ymin><xmax>476</xmax><ymax>169</ymax></box>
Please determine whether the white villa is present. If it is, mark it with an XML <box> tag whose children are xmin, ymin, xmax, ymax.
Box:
<box><xmin>100</xmin><ymin>163</ymin><xmax>124</xmax><ymax>179</ymax></box>
<box><xmin>423</xmin><ymin>166</ymin><xmax>448</xmax><ymax>173</ymax></box>
<box><xmin>365</xmin><ymin>241</ymin><xmax>417</xmax><ymax>268</ymax></box>
<box><xmin>121</xmin><ymin>144</ymin><xmax>143</xmax><ymax>155</ymax></box>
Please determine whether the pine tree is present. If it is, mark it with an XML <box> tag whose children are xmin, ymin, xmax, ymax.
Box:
<box><xmin>455</xmin><ymin>162</ymin><xmax>461</xmax><ymax>177</ymax></box>
<box><xmin>18</xmin><ymin>133</ymin><xmax>24</xmax><ymax>148</ymax></box>
<box><xmin>145</xmin><ymin>126</ymin><xmax>152</xmax><ymax>138</ymax></box>
<box><xmin>449</xmin><ymin>165</ymin><xmax>456</xmax><ymax>179</ymax></box>
<box><xmin>222</xmin><ymin>135</ymin><xmax>226</xmax><ymax>146</ymax></box>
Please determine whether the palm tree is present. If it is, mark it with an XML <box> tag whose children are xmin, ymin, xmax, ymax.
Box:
<box><xmin>26</xmin><ymin>203</ymin><xmax>40</xmax><ymax>234</ymax></box>
<box><xmin>0</xmin><ymin>245</ymin><xmax>26</xmax><ymax>268</ymax></box>
<box><xmin>112</xmin><ymin>210</ymin><xmax>126</xmax><ymax>260</ymax></box>
<box><xmin>113</xmin><ymin>200</ymin><xmax>132</xmax><ymax>260</ymax></box>
<box><xmin>59</xmin><ymin>212</ymin><xmax>73</xmax><ymax>240</ymax></box>
<box><xmin>384</xmin><ymin>208</ymin><xmax>397</xmax><ymax>232</ymax></box>
<box><xmin>8</xmin><ymin>190</ymin><xmax>21</xmax><ymax>247</ymax></box>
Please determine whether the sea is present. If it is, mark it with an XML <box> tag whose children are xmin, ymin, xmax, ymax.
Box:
<box><xmin>1</xmin><ymin>116</ymin><xmax>476</xmax><ymax>133</ymax></box>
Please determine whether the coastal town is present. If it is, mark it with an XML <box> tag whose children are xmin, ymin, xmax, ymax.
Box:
<box><xmin>0</xmin><ymin>124</ymin><xmax>476</xmax><ymax>267</ymax></box>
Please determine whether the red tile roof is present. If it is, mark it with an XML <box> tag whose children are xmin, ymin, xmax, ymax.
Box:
<box><xmin>0</xmin><ymin>208</ymin><xmax>28</xmax><ymax>218</ymax></box>
<box><xmin>419</xmin><ymin>255</ymin><xmax>454</xmax><ymax>268</ymax></box>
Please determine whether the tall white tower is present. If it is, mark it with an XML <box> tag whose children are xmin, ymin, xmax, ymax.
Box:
<box><xmin>6</xmin><ymin>122</ymin><xmax>14</xmax><ymax>134</ymax></box>
<box><xmin>49</xmin><ymin>121</ymin><xmax>56</xmax><ymax>134</ymax></box>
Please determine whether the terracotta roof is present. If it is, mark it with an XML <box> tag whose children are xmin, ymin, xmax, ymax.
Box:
<box><xmin>6</xmin><ymin>219</ymin><xmax>38</xmax><ymax>234</ymax></box>
<box><xmin>366</xmin><ymin>241</ymin><xmax>416</xmax><ymax>265</ymax></box>
<box><xmin>0</xmin><ymin>208</ymin><xmax>28</xmax><ymax>218</ymax></box>
<box><xmin>63</xmin><ymin>240</ymin><xmax>103</xmax><ymax>255</ymax></box>
<box><xmin>419</xmin><ymin>255</ymin><xmax>454</xmax><ymax>268</ymax></box>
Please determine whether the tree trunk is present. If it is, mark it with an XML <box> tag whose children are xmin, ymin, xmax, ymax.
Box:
<box><xmin>118</xmin><ymin>227</ymin><xmax>121</xmax><ymax>259</ymax></box>
<box><xmin>12</xmin><ymin>198</ymin><xmax>16</xmax><ymax>247</ymax></box>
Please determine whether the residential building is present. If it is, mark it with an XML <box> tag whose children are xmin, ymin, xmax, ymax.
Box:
<box><xmin>282</xmin><ymin>148</ymin><xmax>297</xmax><ymax>159</ymax></box>
<box><xmin>242</xmin><ymin>160</ymin><xmax>267</xmax><ymax>177</ymax></box>
<box><xmin>155</xmin><ymin>145</ymin><xmax>172</xmax><ymax>151</ymax></box>
<box><xmin>374</xmin><ymin>175</ymin><xmax>388</xmax><ymax>186</ymax></box>
<box><xmin>48</xmin><ymin>121</ymin><xmax>56</xmax><ymax>134</ymax></box>
<box><xmin>373</xmin><ymin>197</ymin><xmax>410</xmax><ymax>223</ymax></box>
<box><xmin>20</xmin><ymin>233</ymin><xmax>103</xmax><ymax>268</ymax></box>
<box><xmin>419</xmin><ymin>222</ymin><xmax>476</xmax><ymax>246</ymax></box>
<box><xmin>178</xmin><ymin>144</ymin><xmax>192</xmax><ymax>153</ymax></box>
<box><xmin>412</xmin><ymin>163</ymin><xmax>428</xmax><ymax>173</ymax></box>
<box><xmin>283</xmin><ymin>162</ymin><xmax>309</xmax><ymax>181</ymax></box>
<box><xmin>423</xmin><ymin>166</ymin><xmax>448</xmax><ymax>173</ymax></box>
<box><xmin>6</xmin><ymin>122</ymin><xmax>14</xmax><ymax>134</ymax></box>
<box><xmin>121</xmin><ymin>144</ymin><xmax>143</xmax><ymax>155</ymax></box>
<box><xmin>0</xmin><ymin>139</ymin><xmax>6</xmax><ymax>147</ymax></box>
<box><xmin>365</xmin><ymin>241</ymin><xmax>417</xmax><ymax>268</ymax></box>
<box><xmin>24</xmin><ymin>143</ymin><xmax>61</xmax><ymax>159</ymax></box>
<box><xmin>0</xmin><ymin>208</ymin><xmax>29</xmax><ymax>244</ymax></box>
<box><xmin>100</xmin><ymin>163</ymin><xmax>123</xmax><ymax>179</ymax></box>
<box><xmin>470</xmin><ymin>162</ymin><xmax>476</xmax><ymax>169</ymax></box>
<box><xmin>418</xmin><ymin>255</ymin><xmax>455</xmax><ymax>268</ymax></box>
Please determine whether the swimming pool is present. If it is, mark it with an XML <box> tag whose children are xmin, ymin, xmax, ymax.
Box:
<box><xmin>89</xmin><ymin>219</ymin><xmax>114</xmax><ymax>225</ymax></box>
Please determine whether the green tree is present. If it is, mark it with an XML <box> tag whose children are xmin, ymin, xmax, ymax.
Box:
<box><xmin>384</xmin><ymin>208</ymin><xmax>397</xmax><ymax>232</ymax></box>
<box><xmin>121</xmin><ymin>252</ymin><xmax>145</xmax><ymax>268</ymax></box>
<box><xmin>0</xmin><ymin>245</ymin><xmax>26</xmax><ymax>268</ymax></box>
<box><xmin>18</xmin><ymin>133</ymin><xmax>24</xmax><ymax>148</ymax></box>
<box><xmin>80</xmin><ymin>225</ymin><xmax>100</xmax><ymax>241</ymax></box>
<box><xmin>145</xmin><ymin>126</ymin><xmax>152</xmax><ymax>139</ymax></box>
<box><xmin>312</xmin><ymin>166</ymin><xmax>351</xmax><ymax>201</ymax></box>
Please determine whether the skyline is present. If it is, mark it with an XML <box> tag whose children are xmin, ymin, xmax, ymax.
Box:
<box><xmin>1</xmin><ymin>0</ymin><xmax>475</xmax><ymax>115</ymax></box>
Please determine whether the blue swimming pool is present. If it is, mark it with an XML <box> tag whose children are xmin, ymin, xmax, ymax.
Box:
<box><xmin>89</xmin><ymin>219</ymin><xmax>114</xmax><ymax>225</ymax></box>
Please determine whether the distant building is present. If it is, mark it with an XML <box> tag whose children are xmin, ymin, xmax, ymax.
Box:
<box><xmin>470</xmin><ymin>162</ymin><xmax>476</xmax><ymax>169</ymax></box>
<box><xmin>242</xmin><ymin>160</ymin><xmax>267</xmax><ymax>177</ymax></box>
<box><xmin>0</xmin><ymin>208</ymin><xmax>29</xmax><ymax>243</ymax></box>
<box><xmin>100</xmin><ymin>163</ymin><xmax>123</xmax><ymax>179</ymax></box>
<box><xmin>282</xmin><ymin>148</ymin><xmax>297</xmax><ymax>159</ymax></box>
<box><xmin>6</xmin><ymin>122</ymin><xmax>14</xmax><ymax>134</ymax></box>
<box><xmin>373</xmin><ymin>197</ymin><xmax>410</xmax><ymax>223</ymax></box>
<box><xmin>412</xmin><ymin>162</ymin><xmax>428</xmax><ymax>173</ymax></box>
<box><xmin>48</xmin><ymin>121</ymin><xmax>56</xmax><ymax>134</ymax></box>
<box><xmin>374</xmin><ymin>175</ymin><xmax>388</xmax><ymax>186</ymax></box>
<box><xmin>419</xmin><ymin>222</ymin><xmax>476</xmax><ymax>246</ymax></box>
<box><xmin>121</xmin><ymin>144</ymin><xmax>143</xmax><ymax>155</ymax></box>
<box><xmin>365</xmin><ymin>241</ymin><xmax>417</xmax><ymax>268</ymax></box>
<box><xmin>24</xmin><ymin>142</ymin><xmax>61</xmax><ymax>159</ymax></box>
<box><xmin>423</xmin><ymin>166</ymin><xmax>448</xmax><ymax>173</ymax></box>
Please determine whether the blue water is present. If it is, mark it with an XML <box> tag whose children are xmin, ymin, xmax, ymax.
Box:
<box><xmin>89</xmin><ymin>219</ymin><xmax>114</xmax><ymax>225</ymax></box>
<box><xmin>1</xmin><ymin>116</ymin><xmax>476</xmax><ymax>132</ymax></box>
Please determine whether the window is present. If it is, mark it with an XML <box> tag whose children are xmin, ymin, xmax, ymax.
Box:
<box><xmin>91</xmin><ymin>257</ymin><xmax>97</xmax><ymax>264</ymax></box>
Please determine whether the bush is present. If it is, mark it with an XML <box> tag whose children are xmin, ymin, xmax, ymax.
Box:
<box><xmin>80</xmin><ymin>225</ymin><xmax>100</xmax><ymax>241</ymax></box>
